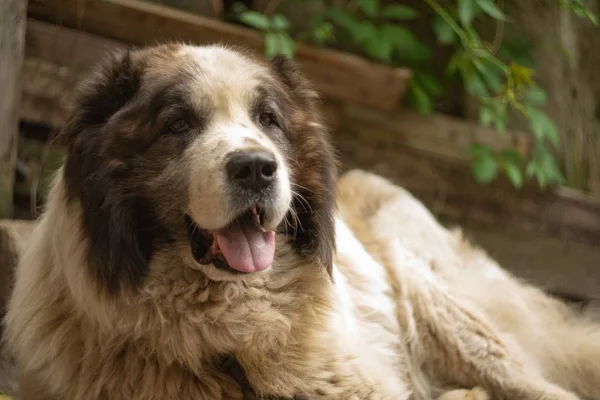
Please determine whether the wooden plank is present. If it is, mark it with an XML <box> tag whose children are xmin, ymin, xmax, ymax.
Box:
<box><xmin>335</xmin><ymin>131</ymin><xmax>600</xmax><ymax>248</ymax></box>
<box><xmin>18</xmin><ymin>59</ymin><xmax>600</xmax><ymax>248</ymax></box>
<box><xmin>334</xmin><ymin>103</ymin><xmax>532</xmax><ymax>162</ymax></box>
<box><xmin>24</xmin><ymin>15</ymin><xmax>127</xmax><ymax>69</ymax></box>
<box><xmin>28</xmin><ymin>0</ymin><xmax>412</xmax><ymax>111</ymax></box>
<box><xmin>462</xmin><ymin>226</ymin><xmax>600</xmax><ymax>300</ymax></box>
<box><xmin>21</xmin><ymin>20</ymin><xmax>128</xmax><ymax>127</ymax></box>
<box><xmin>511</xmin><ymin>2</ymin><xmax>600</xmax><ymax>196</ymax></box>
<box><xmin>20</xmin><ymin>22</ymin><xmax>600</xmax><ymax>247</ymax></box>
<box><xmin>0</xmin><ymin>0</ymin><xmax>28</xmax><ymax>218</ymax></box>
<box><xmin>22</xmin><ymin>19</ymin><xmax>530</xmax><ymax>164</ymax></box>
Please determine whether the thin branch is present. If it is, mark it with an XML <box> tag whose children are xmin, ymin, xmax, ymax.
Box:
<box><xmin>491</xmin><ymin>0</ymin><xmax>505</xmax><ymax>54</ymax></box>
<box><xmin>423</xmin><ymin>0</ymin><xmax>470</xmax><ymax>46</ymax></box>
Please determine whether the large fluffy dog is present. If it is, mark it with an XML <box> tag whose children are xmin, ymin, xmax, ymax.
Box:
<box><xmin>5</xmin><ymin>44</ymin><xmax>599</xmax><ymax>399</ymax></box>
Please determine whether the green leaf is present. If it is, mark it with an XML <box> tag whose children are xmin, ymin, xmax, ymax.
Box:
<box><xmin>352</xmin><ymin>21</ymin><xmax>379</xmax><ymax>45</ymax></box>
<box><xmin>502</xmin><ymin>161</ymin><xmax>523</xmax><ymax>188</ymax></box>
<box><xmin>327</xmin><ymin>8</ymin><xmax>359</xmax><ymax>31</ymax></box>
<box><xmin>414</xmin><ymin>71</ymin><xmax>443</xmax><ymax>97</ymax></box>
<box><xmin>475</xmin><ymin>59</ymin><xmax>504</xmax><ymax>94</ymax></box>
<box><xmin>271</xmin><ymin>14</ymin><xmax>290</xmax><ymax>31</ymax></box>
<box><xmin>365</xmin><ymin>26</ymin><xmax>394</xmax><ymax>62</ymax></box>
<box><xmin>479</xmin><ymin>105</ymin><xmax>495</xmax><ymax>127</ymax></box>
<box><xmin>278</xmin><ymin>33</ymin><xmax>296</xmax><ymax>58</ymax></box>
<box><xmin>510</xmin><ymin>62</ymin><xmax>535</xmax><ymax>87</ymax></box>
<box><xmin>432</xmin><ymin>15</ymin><xmax>457</xmax><ymax>45</ymax></box>
<box><xmin>265</xmin><ymin>32</ymin><xmax>295</xmax><ymax>59</ymax></box>
<box><xmin>584</xmin><ymin>9</ymin><xmax>598</xmax><ymax>25</ymax></box>
<box><xmin>494</xmin><ymin>116</ymin><xmax>506</xmax><ymax>134</ymax></box>
<box><xmin>500</xmin><ymin>149</ymin><xmax>523</xmax><ymax>165</ymax></box>
<box><xmin>528</xmin><ymin>107</ymin><xmax>560</xmax><ymax>147</ymax></box>
<box><xmin>464</xmin><ymin>25</ymin><xmax>483</xmax><ymax>45</ymax></box>
<box><xmin>498</xmin><ymin>35</ymin><xmax>536</xmax><ymax>68</ymax></box>
<box><xmin>543</xmin><ymin>153</ymin><xmax>566</xmax><ymax>184</ymax></box>
<box><xmin>469</xmin><ymin>143</ymin><xmax>493</xmax><ymax>158</ymax></box>
<box><xmin>408</xmin><ymin>81</ymin><xmax>433</xmax><ymax>115</ymax></box>
<box><xmin>447</xmin><ymin>51</ymin><xmax>467</xmax><ymax>76</ymax></box>
<box><xmin>525</xmin><ymin>86</ymin><xmax>547</xmax><ymax>106</ymax></box>
<box><xmin>526</xmin><ymin>143</ymin><xmax>565</xmax><ymax>188</ymax></box>
<box><xmin>381</xmin><ymin>5</ymin><xmax>419</xmax><ymax>20</ymax></box>
<box><xmin>357</xmin><ymin>0</ymin><xmax>379</xmax><ymax>18</ymax></box>
<box><xmin>240</xmin><ymin>11</ymin><xmax>270</xmax><ymax>31</ymax></box>
<box><xmin>472</xmin><ymin>151</ymin><xmax>498</xmax><ymax>184</ymax></box>
<box><xmin>458</xmin><ymin>0</ymin><xmax>477</xmax><ymax>25</ymax></box>
<box><xmin>474</xmin><ymin>0</ymin><xmax>507</xmax><ymax>20</ymax></box>
<box><xmin>265</xmin><ymin>32</ymin><xmax>280</xmax><ymax>58</ymax></box>
<box><xmin>312</xmin><ymin>22</ymin><xmax>335</xmax><ymax>46</ymax></box>
<box><xmin>384</xmin><ymin>25</ymin><xmax>432</xmax><ymax>63</ymax></box>
<box><xmin>500</xmin><ymin>149</ymin><xmax>523</xmax><ymax>188</ymax></box>
<box><xmin>465</xmin><ymin>72</ymin><xmax>489</xmax><ymax>97</ymax></box>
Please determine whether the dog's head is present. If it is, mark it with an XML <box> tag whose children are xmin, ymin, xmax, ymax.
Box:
<box><xmin>60</xmin><ymin>44</ymin><xmax>337</xmax><ymax>292</ymax></box>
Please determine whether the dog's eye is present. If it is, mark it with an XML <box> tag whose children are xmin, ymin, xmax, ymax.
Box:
<box><xmin>169</xmin><ymin>119</ymin><xmax>189</xmax><ymax>133</ymax></box>
<box><xmin>259</xmin><ymin>112</ymin><xmax>275</xmax><ymax>127</ymax></box>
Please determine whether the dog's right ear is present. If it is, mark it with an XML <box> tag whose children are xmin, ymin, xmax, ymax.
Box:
<box><xmin>59</xmin><ymin>49</ymin><xmax>141</xmax><ymax>146</ymax></box>
<box><xmin>61</xmin><ymin>50</ymin><xmax>154</xmax><ymax>294</ymax></box>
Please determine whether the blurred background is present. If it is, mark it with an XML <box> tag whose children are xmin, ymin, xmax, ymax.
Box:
<box><xmin>1</xmin><ymin>0</ymin><xmax>599</xmax><ymax>303</ymax></box>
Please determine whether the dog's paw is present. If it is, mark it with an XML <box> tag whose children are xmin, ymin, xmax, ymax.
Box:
<box><xmin>437</xmin><ymin>387</ymin><xmax>489</xmax><ymax>400</ymax></box>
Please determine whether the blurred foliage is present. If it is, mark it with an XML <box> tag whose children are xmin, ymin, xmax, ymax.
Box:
<box><xmin>235</xmin><ymin>0</ymin><xmax>597</xmax><ymax>189</ymax></box>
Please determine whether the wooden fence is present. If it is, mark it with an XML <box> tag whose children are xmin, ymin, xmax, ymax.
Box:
<box><xmin>6</xmin><ymin>0</ymin><xmax>600</xmax><ymax>298</ymax></box>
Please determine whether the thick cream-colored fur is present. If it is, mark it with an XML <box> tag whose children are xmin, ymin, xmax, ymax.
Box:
<box><xmin>337</xmin><ymin>169</ymin><xmax>600</xmax><ymax>400</ymax></box>
<box><xmin>5</xmin><ymin>169</ymin><xmax>598</xmax><ymax>399</ymax></box>
<box><xmin>5</xmin><ymin>173</ymin><xmax>409</xmax><ymax>399</ymax></box>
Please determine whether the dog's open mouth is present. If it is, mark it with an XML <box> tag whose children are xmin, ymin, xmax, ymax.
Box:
<box><xmin>185</xmin><ymin>206</ymin><xmax>275</xmax><ymax>274</ymax></box>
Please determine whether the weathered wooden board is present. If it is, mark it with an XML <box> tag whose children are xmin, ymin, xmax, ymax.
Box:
<box><xmin>0</xmin><ymin>0</ymin><xmax>27</xmax><ymax>218</ymax></box>
<box><xmin>28</xmin><ymin>0</ymin><xmax>412</xmax><ymax>111</ymax></box>
<box><xmin>22</xmin><ymin>20</ymin><xmax>529</xmax><ymax>164</ymax></box>
<box><xmin>323</xmin><ymin>100</ymin><xmax>532</xmax><ymax>163</ymax></box>
<box><xmin>19</xmin><ymin>20</ymin><xmax>600</xmax><ymax>249</ymax></box>
<box><xmin>334</xmin><ymin>132</ymin><xmax>600</xmax><ymax>248</ymax></box>
<box><xmin>463</xmin><ymin>226</ymin><xmax>600</xmax><ymax>300</ymax></box>
<box><xmin>18</xmin><ymin>67</ymin><xmax>600</xmax><ymax>249</ymax></box>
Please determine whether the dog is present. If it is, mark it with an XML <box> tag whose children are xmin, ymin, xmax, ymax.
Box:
<box><xmin>4</xmin><ymin>43</ymin><xmax>599</xmax><ymax>399</ymax></box>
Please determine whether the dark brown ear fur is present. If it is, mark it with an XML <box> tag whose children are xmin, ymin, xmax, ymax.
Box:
<box><xmin>61</xmin><ymin>50</ymin><xmax>168</xmax><ymax>294</ymax></box>
<box><xmin>270</xmin><ymin>56</ymin><xmax>338</xmax><ymax>277</ymax></box>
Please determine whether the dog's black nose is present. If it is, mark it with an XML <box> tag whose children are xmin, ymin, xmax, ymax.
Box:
<box><xmin>227</xmin><ymin>150</ymin><xmax>278</xmax><ymax>191</ymax></box>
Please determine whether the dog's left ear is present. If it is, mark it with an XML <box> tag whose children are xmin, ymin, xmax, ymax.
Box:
<box><xmin>270</xmin><ymin>56</ymin><xmax>338</xmax><ymax>277</ymax></box>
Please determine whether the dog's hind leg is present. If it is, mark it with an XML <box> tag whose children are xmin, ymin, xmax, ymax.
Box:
<box><xmin>337</xmin><ymin>170</ymin><xmax>593</xmax><ymax>399</ymax></box>
<box><xmin>388</xmin><ymin>254</ymin><xmax>580</xmax><ymax>400</ymax></box>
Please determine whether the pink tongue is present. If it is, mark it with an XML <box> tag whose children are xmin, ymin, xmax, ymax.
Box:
<box><xmin>215</xmin><ymin>221</ymin><xmax>275</xmax><ymax>273</ymax></box>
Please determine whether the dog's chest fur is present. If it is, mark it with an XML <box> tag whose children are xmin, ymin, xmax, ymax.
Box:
<box><xmin>6</xmin><ymin>181</ymin><xmax>409</xmax><ymax>399</ymax></box>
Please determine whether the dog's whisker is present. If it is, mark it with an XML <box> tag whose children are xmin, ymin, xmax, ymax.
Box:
<box><xmin>291</xmin><ymin>182</ymin><xmax>316</xmax><ymax>195</ymax></box>
<box><xmin>292</xmin><ymin>190</ymin><xmax>313</xmax><ymax>214</ymax></box>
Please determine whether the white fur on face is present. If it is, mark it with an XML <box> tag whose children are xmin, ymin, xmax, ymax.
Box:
<box><xmin>181</xmin><ymin>46</ymin><xmax>292</xmax><ymax>231</ymax></box>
